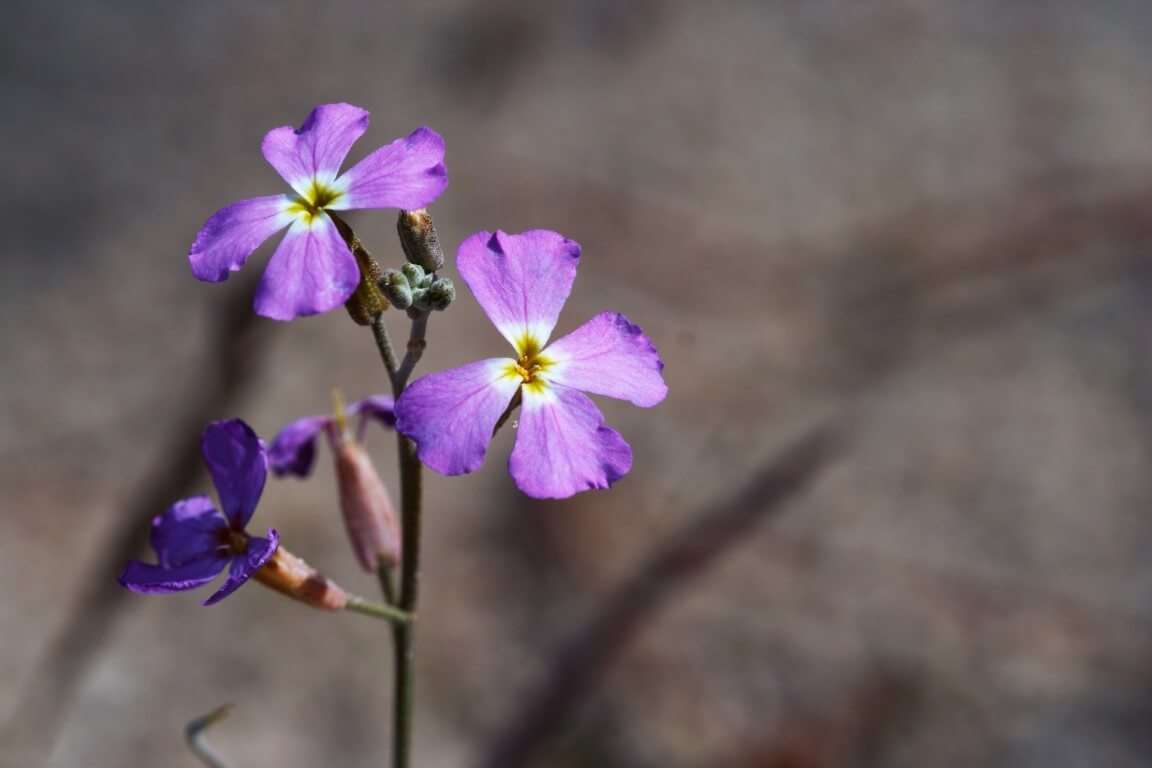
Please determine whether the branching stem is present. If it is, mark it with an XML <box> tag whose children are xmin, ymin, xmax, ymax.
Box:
<box><xmin>369</xmin><ymin>309</ymin><xmax>426</xmax><ymax>768</ymax></box>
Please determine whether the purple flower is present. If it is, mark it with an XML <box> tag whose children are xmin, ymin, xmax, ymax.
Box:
<box><xmin>189</xmin><ymin>103</ymin><xmax>448</xmax><ymax>321</ymax></box>
<box><xmin>394</xmin><ymin>230</ymin><xmax>667</xmax><ymax>499</ymax></box>
<box><xmin>119</xmin><ymin>419</ymin><xmax>278</xmax><ymax>605</ymax></box>
<box><xmin>268</xmin><ymin>395</ymin><xmax>395</xmax><ymax>478</ymax></box>
<box><xmin>269</xmin><ymin>395</ymin><xmax>399</xmax><ymax>571</ymax></box>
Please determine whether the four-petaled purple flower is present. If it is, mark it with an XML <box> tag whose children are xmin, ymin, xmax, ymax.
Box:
<box><xmin>268</xmin><ymin>395</ymin><xmax>395</xmax><ymax>478</ymax></box>
<box><xmin>189</xmin><ymin>103</ymin><xmax>448</xmax><ymax>321</ymax></box>
<box><xmin>394</xmin><ymin>230</ymin><xmax>667</xmax><ymax>499</ymax></box>
<box><xmin>119</xmin><ymin>419</ymin><xmax>278</xmax><ymax>605</ymax></box>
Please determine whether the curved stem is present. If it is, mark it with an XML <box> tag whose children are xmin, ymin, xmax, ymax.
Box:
<box><xmin>371</xmin><ymin>314</ymin><xmax>401</xmax><ymax>390</ymax></box>
<box><xmin>395</xmin><ymin>312</ymin><xmax>429</xmax><ymax>390</ymax></box>
<box><xmin>345</xmin><ymin>595</ymin><xmax>413</xmax><ymax>624</ymax></box>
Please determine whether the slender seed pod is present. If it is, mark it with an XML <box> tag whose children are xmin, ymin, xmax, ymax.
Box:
<box><xmin>397</xmin><ymin>208</ymin><xmax>445</xmax><ymax>272</ymax></box>
<box><xmin>253</xmin><ymin>545</ymin><xmax>349</xmax><ymax>611</ymax></box>
<box><xmin>334</xmin><ymin>437</ymin><xmax>401</xmax><ymax>571</ymax></box>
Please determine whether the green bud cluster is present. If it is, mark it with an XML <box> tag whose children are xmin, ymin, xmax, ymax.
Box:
<box><xmin>378</xmin><ymin>264</ymin><xmax>455</xmax><ymax>314</ymax></box>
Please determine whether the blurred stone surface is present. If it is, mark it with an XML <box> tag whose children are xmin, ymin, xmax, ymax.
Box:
<box><xmin>4</xmin><ymin>1</ymin><xmax>1152</xmax><ymax>766</ymax></box>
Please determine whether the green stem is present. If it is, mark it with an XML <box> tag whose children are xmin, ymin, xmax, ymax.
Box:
<box><xmin>369</xmin><ymin>311</ymin><xmax>426</xmax><ymax>768</ymax></box>
<box><xmin>394</xmin><ymin>311</ymin><xmax>429</xmax><ymax>390</ymax></box>
<box><xmin>344</xmin><ymin>596</ymin><xmax>412</xmax><ymax>624</ymax></box>
<box><xmin>392</xmin><ymin>435</ymin><xmax>422</xmax><ymax>768</ymax></box>
<box><xmin>370</xmin><ymin>314</ymin><xmax>401</xmax><ymax>389</ymax></box>
<box><xmin>377</xmin><ymin>562</ymin><xmax>398</xmax><ymax>606</ymax></box>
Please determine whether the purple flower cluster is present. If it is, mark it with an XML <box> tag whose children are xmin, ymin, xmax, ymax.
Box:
<box><xmin>123</xmin><ymin>102</ymin><xmax>670</xmax><ymax>607</ymax></box>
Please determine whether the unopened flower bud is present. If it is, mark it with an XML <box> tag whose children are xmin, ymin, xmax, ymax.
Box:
<box><xmin>335</xmin><ymin>438</ymin><xmax>401</xmax><ymax>571</ymax></box>
<box><xmin>254</xmin><ymin>545</ymin><xmax>349</xmax><ymax>611</ymax></box>
<box><xmin>400</xmin><ymin>263</ymin><xmax>426</xmax><ymax>288</ymax></box>
<box><xmin>378</xmin><ymin>269</ymin><xmax>413</xmax><ymax>309</ymax></box>
<box><xmin>397</xmin><ymin>208</ymin><xmax>445</xmax><ymax>272</ymax></box>
<box><xmin>425</xmin><ymin>277</ymin><xmax>456</xmax><ymax>311</ymax></box>
<box><xmin>409</xmin><ymin>288</ymin><xmax>429</xmax><ymax>312</ymax></box>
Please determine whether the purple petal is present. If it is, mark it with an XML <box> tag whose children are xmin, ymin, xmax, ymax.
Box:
<box><xmin>202</xmin><ymin>419</ymin><xmax>267</xmax><ymax>529</ymax></box>
<box><xmin>150</xmin><ymin>495</ymin><xmax>229</xmax><ymax>568</ymax></box>
<box><xmin>350</xmin><ymin>395</ymin><xmax>396</xmax><ymax>429</ymax></box>
<box><xmin>509</xmin><ymin>384</ymin><xmax>633</xmax><ymax>499</ymax></box>
<box><xmin>188</xmin><ymin>195</ymin><xmax>292</xmax><ymax>282</ymax></box>
<box><xmin>119</xmin><ymin>555</ymin><xmax>228</xmax><ymax>595</ymax></box>
<box><xmin>268</xmin><ymin>415</ymin><xmax>332</xmax><ymax>478</ymax></box>
<box><xmin>253</xmin><ymin>213</ymin><xmax>360</xmax><ymax>321</ymax></box>
<box><xmin>330</xmin><ymin>126</ymin><xmax>447</xmax><ymax>211</ymax></box>
<box><xmin>457</xmin><ymin>230</ymin><xmax>581</xmax><ymax>353</ymax></box>
<box><xmin>203</xmin><ymin>529</ymin><xmax>279</xmax><ymax>606</ymax></box>
<box><xmin>544</xmin><ymin>312</ymin><xmax>668</xmax><ymax>407</ymax></box>
<box><xmin>395</xmin><ymin>359</ymin><xmax>522</xmax><ymax>476</ymax></box>
<box><xmin>261</xmin><ymin>103</ymin><xmax>369</xmax><ymax>194</ymax></box>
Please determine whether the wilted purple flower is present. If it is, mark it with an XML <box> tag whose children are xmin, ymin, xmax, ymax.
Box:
<box><xmin>270</xmin><ymin>395</ymin><xmax>399</xmax><ymax>571</ymax></box>
<box><xmin>189</xmin><ymin>103</ymin><xmax>448</xmax><ymax>321</ymax></box>
<box><xmin>119</xmin><ymin>419</ymin><xmax>278</xmax><ymax>605</ymax></box>
<box><xmin>268</xmin><ymin>395</ymin><xmax>395</xmax><ymax>478</ymax></box>
<box><xmin>394</xmin><ymin>230</ymin><xmax>667</xmax><ymax>499</ymax></box>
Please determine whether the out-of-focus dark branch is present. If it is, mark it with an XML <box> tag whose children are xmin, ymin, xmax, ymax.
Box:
<box><xmin>3</xmin><ymin>272</ymin><xmax>271</xmax><ymax>757</ymax></box>
<box><xmin>477</xmin><ymin>425</ymin><xmax>842</xmax><ymax>768</ymax></box>
<box><xmin>186</xmin><ymin>704</ymin><xmax>235</xmax><ymax>768</ymax></box>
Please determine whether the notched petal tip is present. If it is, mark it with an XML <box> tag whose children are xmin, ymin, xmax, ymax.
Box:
<box><xmin>545</xmin><ymin>311</ymin><xmax>668</xmax><ymax>408</ymax></box>
<box><xmin>262</xmin><ymin>104</ymin><xmax>371</xmax><ymax>194</ymax></box>
<box><xmin>333</xmin><ymin>125</ymin><xmax>449</xmax><ymax>211</ymax></box>
<box><xmin>298</xmin><ymin>103</ymin><xmax>371</xmax><ymax>136</ymax></box>
<box><xmin>457</xmin><ymin>229</ymin><xmax>582</xmax><ymax>349</ymax></box>
<box><xmin>406</xmin><ymin>125</ymin><xmax>446</xmax><ymax>151</ymax></box>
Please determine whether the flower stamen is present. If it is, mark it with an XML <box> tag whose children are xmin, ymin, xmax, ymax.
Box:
<box><xmin>221</xmin><ymin>528</ymin><xmax>249</xmax><ymax>555</ymax></box>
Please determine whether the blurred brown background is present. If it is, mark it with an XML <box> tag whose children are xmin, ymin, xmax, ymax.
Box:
<box><xmin>5</xmin><ymin>1</ymin><xmax>1152</xmax><ymax>766</ymax></box>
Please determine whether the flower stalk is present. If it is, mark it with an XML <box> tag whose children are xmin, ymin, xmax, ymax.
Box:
<box><xmin>343</xmin><ymin>205</ymin><xmax>433</xmax><ymax>768</ymax></box>
<box><xmin>370</xmin><ymin>312</ymin><xmax>425</xmax><ymax>768</ymax></box>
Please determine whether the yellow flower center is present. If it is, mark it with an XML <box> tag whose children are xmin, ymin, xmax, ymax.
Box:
<box><xmin>285</xmin><ymin>179</ymin><xmax>344</xmax><ymax>224</ymax></box>
<box><xmin>508</xmin><ymin>335</ymin><xmax>553</xmax><ymax>394</ymax></box>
